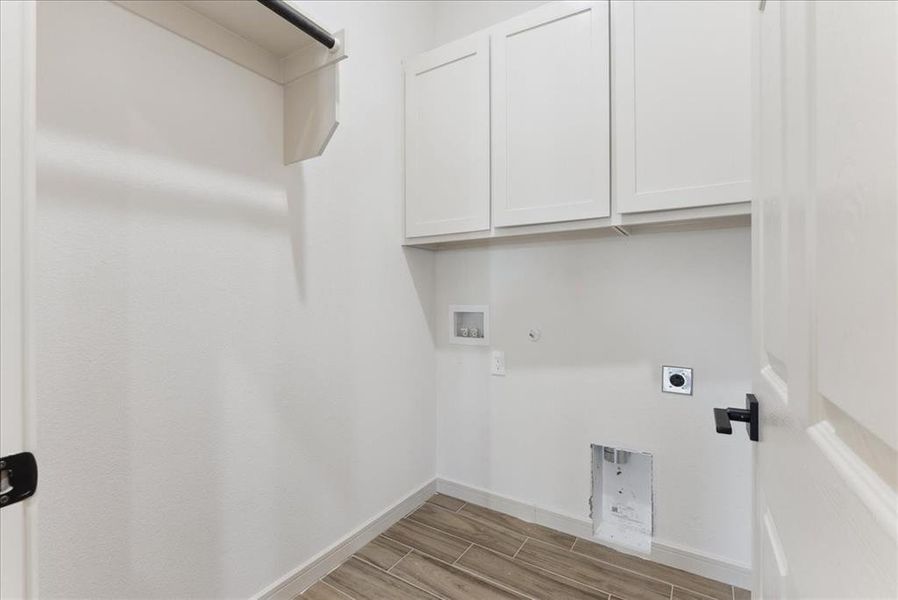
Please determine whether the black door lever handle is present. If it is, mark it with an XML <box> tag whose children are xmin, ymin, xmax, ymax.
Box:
<box><xmin>714</xmin><ymin>407</ymin><xmax>733</xmax><ymax>434</ymax></box>
<box><xmin>0</xmin><ymin>452</ymin><xmax>38</xmax><ymax>508</ymax></box>
<box><xmin>713</xmin><ymin>394</ymin><xmax>759</xmax><ymax>441</ymax></box>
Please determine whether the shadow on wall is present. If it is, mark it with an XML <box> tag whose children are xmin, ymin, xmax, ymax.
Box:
<box><xmin>34</xmin><ymin>124</ymin><xmax>358</xmax><ymax>596</ymax></box>
<box><xmin>37</xmin><ymin>129</ymin><xmax>289</xmax><ymax>231</ymax></box>
<box><xmin>34</xmin><ymin>0</ymin><xmax>418</xmax><ymax>594</ymax></box>
<box><xmin>285</xmin><ymin>163</ymin><xmax>307</xmax><ymax>301</ymax></box>
<box><xmin>35</xmin><ymin>132</ymin><xmax>253</xmax><ymax>597</ymax></box>
<box><xmin>403</xmin><ymin>246</ymin><xmax>439</xmax><ymax>342</ymax></box>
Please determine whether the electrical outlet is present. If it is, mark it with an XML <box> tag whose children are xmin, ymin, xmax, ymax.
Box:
<box><xmin>491</xmin><ymin>351</ymin><xmax>506</xmax><ymax>376</ymax></box>
<box><xmin>662</xmin><ymin>366</ymin><xmax>692</xmax><ymax>395</ymax></box>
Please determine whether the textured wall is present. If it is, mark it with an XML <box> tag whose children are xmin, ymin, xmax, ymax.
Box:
<box><xmin>434</xmin><ymin>227</ymin><xmax>753</xmax><ymax>567</ymax></box>
<box><xmin>34</xmin><ymin>1</ymin><xmax>436</xmax><ymax>597</ymax></box>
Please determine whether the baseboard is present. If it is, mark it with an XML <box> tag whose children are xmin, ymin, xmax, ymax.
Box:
<box><xmin>253</xmin><ymin>478</ymin><xmax>436</xmax><ymax>600</ymax></box>
<box><xmin>435</xmin><ymin>477</ymin><xmax>594</xmax><ymax>538</ymax></box>
<box><xmin>436</xmin><ymin>477</ymin><xmax>751</xmax><ymax>589</ymax></box>
<box><xmin>649</xmin><ymin>538</ymin><xmax>752</xmax><ymax>590</ymax></box>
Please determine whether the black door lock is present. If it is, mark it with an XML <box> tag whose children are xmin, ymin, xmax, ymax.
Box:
<box><xmin>714</xmin><ymin>394</ymin><xmax>759</xmax><ymax>441</ymax></box>
<box><xmin>0</xmin><ymin>452</ymin><xmax>38</xmax><ymax>508</ymax></box>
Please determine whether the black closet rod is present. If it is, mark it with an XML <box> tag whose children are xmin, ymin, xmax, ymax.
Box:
<box><xmin>256</xmin><ymin>0</ymin><xmax>336</xmax><ymax>50</ymax></box>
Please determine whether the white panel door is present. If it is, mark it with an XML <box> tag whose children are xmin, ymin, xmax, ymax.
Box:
<box><xmin>404</xmin><ymin>33</ymin><xmax>490</xmax><ymax>238</ymax></box>
<box><xmin>614</xmin><ymin>1</ymin><xmax>751</xmax><ymax>214</ymax></box>
<box><xmin>492</xmin><ymin>1</ymin><xmax>610</xmax><ymax>227</ymax></box>
<box><xmin>752</xmin><ymin>2</ymin><xmax>896</xmax><ymax>598</ymax></box>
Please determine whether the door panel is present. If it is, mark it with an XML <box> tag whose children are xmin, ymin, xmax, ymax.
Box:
<box><xmin>813</xmin><ymin>0</ymin><xmax>897</xmax><ymax>451</ymax></box>
<box><xmin>614</xmin><ymin>1</ymin><xmax>751</xmax><ymax>214</ymax></box>
<box><xmin>492</xmin><ymin>1</ymin><xmax>610</xmax><ymax>227</ymax></box>
<box><xmin>759</xmin><ymin>502</ymin><xmax>787</xmax><ymax>600</ymax></box>
<box><xmin>404</xmin><ymin>34</ymin><xmax>490</xmax><ymax>238</ymax></box>
<box><xmin>752</xmin><ymin>2</ymin><xmax>897</xmax><ymax>598</ymax></box>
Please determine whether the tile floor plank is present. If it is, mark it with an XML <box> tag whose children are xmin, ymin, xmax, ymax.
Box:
<box><xmin>573</xmin><ymin>538</ymin><xmax>733</xmax><ymax>600</ymax></box>
<box><xmin>427</xmin><ymin>494</ymin><xmax>466</xmax><ymax>512</ymax></box>
<box><xmin>355</xmin><ymin>536</ymin><xmax>411</xmax><ymax>571</ymax></box>
<box><xmin>385</xmin><ymin>518</ymin><xmax>472</xmax><ymax>563</ymax></box>
<box><xmin>459</xmin><ymin>503</ymin><xmax>576</xmax><ymax>550</ymax></box>
<box><xmin>456</xmin><ymin>543</ymin><xmax>609</xmax><ymax>600</ymax></box>
<box><xmin>733</xmin><ymin>588</ymin><xmax>751</xmax><ymax>600</ymax></box>
<box><xmin>408</xmin><ymin>503</ymin><xmax>526</xmax><ymax>557</ymax></box>
<box><xmin>299</xmin><ymin>581</ymin><xmax>355</xmax><ymax>600</ymax></box>
<box><xmin>391</xmin><ymin>550</ymin><xmax>526</xmax><ymax>600</ymax></box>
<box><xmin>324</xmin><ymin>557</ymin><xmax>438</xmax><ymax>600</ymax></box>
<box><xmin>673</xmin><ymin>587</ymin><xmax>721</xmax><ymax>600</ymax></box>
<box><xmin>516</xmin><ymin>538</ymin><xmax>672</xmax><ymax>600</ymax></box>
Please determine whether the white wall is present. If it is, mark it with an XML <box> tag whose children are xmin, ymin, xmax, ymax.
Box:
<box><xmin>432</xmin><ymin>0</ymin><xmax>548</xmax><ymax>45</ymax></box>
<box><xmin>434</xmin><ymin>228</ymin><xmax>753</xmax><ymax>567</ymax></box>
<box><xmin>34</xmin><ymin>1</ymin><xmax>436</xmax><ymax>598</ymax></box>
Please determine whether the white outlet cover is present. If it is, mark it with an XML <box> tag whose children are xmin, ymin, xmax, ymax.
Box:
<box><xmin>662</xmin><ymin>366</ymin><xmax>692</xmax><ymax>395</ymax></box>
<box><xmin>491</xmin><ymin>351</ymin><xmax>506</xmax><ymax>376</ymax></box>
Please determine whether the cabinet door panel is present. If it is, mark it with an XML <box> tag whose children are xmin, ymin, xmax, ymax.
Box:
<box><xmin>405</xmin><ymin>34</ymin><xmax>490</xmax><ymax>238</ymax></box>
<box><xmin>614</xmin><ymin>0</ymin><xmax>751</xmax><ymax>214</ymax></box>
<box><xmin>492</xmin><ymin>1</ymin><xmax>610</xmax><ymax>227</ymax></box>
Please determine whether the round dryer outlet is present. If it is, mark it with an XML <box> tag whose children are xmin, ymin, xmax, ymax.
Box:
<box><xmin>662</xmin><ymin>366</ymin><xmax>693</xmax><ymax>395</ymax></box>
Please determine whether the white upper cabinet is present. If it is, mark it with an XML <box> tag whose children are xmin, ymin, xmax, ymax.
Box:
<box><xmin>404</xmin><ymin>34</ymin><xmax>491</xmax><ymax>238</ymax></box>
<box><xmin>402</xmin><ymin>0</ymin><xmax>752</xmax><ymax>246</ymax></box>
<box><xmin>491</xmin><ymin>1</ymin><xmax>611</xmax><ymax>227</ymax></box>
<box><xmin>612</xmin><ymin>1</ymin><xmax>751</xmax><ymax>214</ymax></box>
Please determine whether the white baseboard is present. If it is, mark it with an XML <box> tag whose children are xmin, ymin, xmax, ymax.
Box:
<box><xmin>254</xmin><ymin>478</ymin><xmax>436</xmax><ymax>600</ymax></box>
<box><xmin>436</xmin><ymin>477</ymin><xmax>752</xmax><ymax>589</ymax></box>
<box><xmin>649</xmin><ymin>538</ymin><xmax>752</xmax><ymax>590</ymax></box>
<box><xmin>435</xmin><ymin>477</ymin><xmax>594</xmax><ymax>537</ymax></box>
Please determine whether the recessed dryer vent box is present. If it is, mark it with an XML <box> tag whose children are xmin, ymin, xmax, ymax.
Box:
<box><xmin>449</xmin><ymin>305</ymin><xmax>489</xmax><ymax>345</ymax></box>
<box><xmin>590</xmin><ymin>444</ymin><xmax>653</xmax><ymax>554</ymax></box>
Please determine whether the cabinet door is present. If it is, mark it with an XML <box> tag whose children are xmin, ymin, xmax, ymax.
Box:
<box><xmin>491</xmin><ymin>1</ymin><xmax>610</xmax><ymax>227</ymax></box>
<box><xmin>613</xmin><ymin>1</ymin><xmax>751</xmax><ymax>214</ymax></box>
<box><xmin>404</xmin><ymin>34</ymin><xmax>490</xmax><ymax>238</ymax></box>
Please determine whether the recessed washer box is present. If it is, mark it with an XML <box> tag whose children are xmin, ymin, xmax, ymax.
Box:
<box><xmin>590</xmin><ymin>444</ymin><xmax>653</xmax><ymax>553</ymax></box>
<box><xmin>449</xmin><ymin>305</ymin><xmax>489</xmax><ymax>345</ymax></box>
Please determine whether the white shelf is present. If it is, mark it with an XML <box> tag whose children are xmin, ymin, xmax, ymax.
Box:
<box><xmin>114</xmin><ymin>0</ymin><xmax>348</xmax><ymax>164</ymax></box>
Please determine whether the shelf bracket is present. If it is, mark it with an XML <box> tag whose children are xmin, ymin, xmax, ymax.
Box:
<box><xmin>113</xmin><ymin>0</ymin><xmax>348</xmax><ymax>165</ymax></box>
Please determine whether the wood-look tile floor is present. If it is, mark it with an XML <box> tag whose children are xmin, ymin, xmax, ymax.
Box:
<box><xmin>297</xmin><ymin>494</ymin><xmax>750</xmax><ymax>600</ymax></box>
